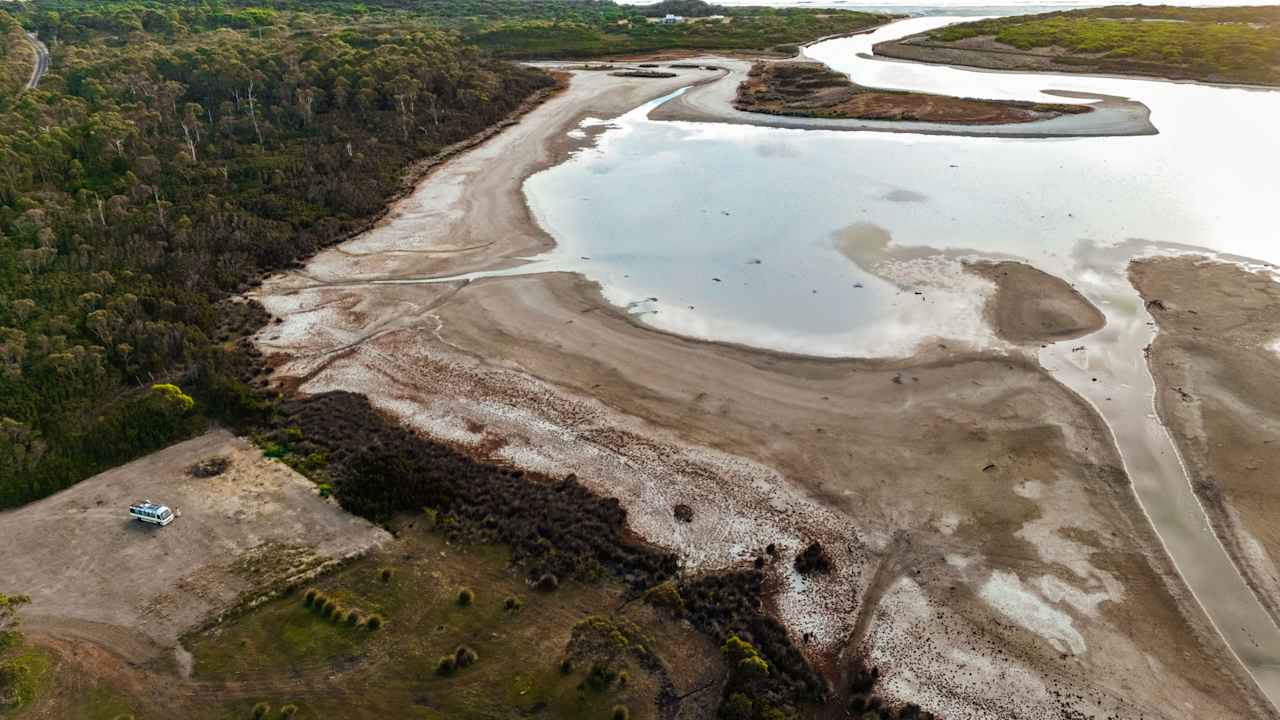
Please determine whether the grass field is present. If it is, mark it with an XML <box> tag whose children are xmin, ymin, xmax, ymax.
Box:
<box><xmin>4</xmin><ymin>521</ymin><xmax>725</xmax><ymax>720</ymax></box>
<box><xmin>923</xmin><ymin>5</ymin><xmax>1280</xmax><ymax>85</ymax></box>
<box><xmin>187</xmin><ymin>524</ymin><xmax>724</xmax><ymax>719</ymax></box>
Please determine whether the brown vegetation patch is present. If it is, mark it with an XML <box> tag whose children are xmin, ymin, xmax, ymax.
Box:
<box><xmin>735</xmin><ymin>61</ymin><xmax>1090</xmax><ymax>124</ymax></box>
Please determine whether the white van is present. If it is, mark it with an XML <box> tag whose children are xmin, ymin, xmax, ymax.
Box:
<box><xmin>129</xmin><ymin>500</ymin><xmax>175</xmax><ymax>526</ymax></box>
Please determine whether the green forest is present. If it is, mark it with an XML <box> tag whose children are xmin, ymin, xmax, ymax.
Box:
<box><xmin>929</xmin><ymin>5</ymin><xmax>1280</xmax><ymax>84</ymax></box>
<box><xmin>0</xmin><ymin>0</ymin><xmax>886</xmax><ymax>508</ymax></box>
<box><xmin>0</xmin><ymin>1</ymin><xmax>563</xmax><ymax>507</ymax></box>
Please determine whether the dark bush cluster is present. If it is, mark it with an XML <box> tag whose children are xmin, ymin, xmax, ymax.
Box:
<box><xmin>275</xmin><ymin>391</ymin><xmax>680</xmax><ymax>590</ymax></box>
<box><xmin>680</xmin><ymin>570</ymin><xmax>827</xmax><ymax>713</ymax></box>
<box><xmin>793</xmin><ymin>541</ymin><xmax>832</xmax><ymax>576</ymax></box>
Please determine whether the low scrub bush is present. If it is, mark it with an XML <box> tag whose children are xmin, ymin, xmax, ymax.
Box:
<box><xmin>454</xmin><ymin>645</ymin><xmax>478</xmax><ymax>668</ymax></box>
<box><xmin>251</xmin><ymin>702</ymin><xmax>270</xmax><ymax>720</ymax></box>
<box><xmin>611</xmin><ymin>706</ymin><xmax>630</xmax><ymax>720</ymax></box>
<box><xmin>504</xmin><ymin>595</ymin><xmax>524</xmax><ymax>611</ymax></box>
<box><xmin>366</xmin><ymin>614</ymin><xmax>384</xmax><ymax>631</ymax></box>
<box><xmin>457</xmin><ymin>588</ymin><xmax>475</xmax><ymax>607</ymax></box>
<box><xmin>435</xmin><ymin>655</ymin><xmax>456</xmax><ymax>676</ymax></box>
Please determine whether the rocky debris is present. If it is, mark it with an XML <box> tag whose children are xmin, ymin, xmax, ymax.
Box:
<box><xmin>188</xmin><ymin>456</ymin><xmax>231</xmax><ymax>478</ymax></box>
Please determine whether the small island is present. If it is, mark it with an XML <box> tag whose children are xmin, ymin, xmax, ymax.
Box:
<box><xmin>734</xmin><ymin>60</ymin><xmax>1090</xmax><ymax>124</ymax></box>
<box><xmin>875</xmin><ymin>5</ymin><xmax>1280</xmax><ymax>87</ymax></box>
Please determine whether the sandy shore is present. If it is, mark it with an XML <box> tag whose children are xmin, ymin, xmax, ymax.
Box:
<box><xmin>252</xmin><ymin>66</ymin><xmax>1271</xmax><ymax>718</ymax></box>
<box><xmin>1131</xmin><ymin>255</ymin><xmax>1280</xmax><ymax>630</ymax></box>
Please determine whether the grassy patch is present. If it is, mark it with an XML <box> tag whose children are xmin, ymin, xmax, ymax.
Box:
<box><xmin>181</xmin><ymin>527</ymin><xmax>723</xmax><ymax>719</ymax></box>
<box><xmin>927</xmin><ymin>5</ymin><xmax>1280</xmax><ymax>84</ymax></box>
<box><xmin>0</xmin><ymin>644</ymin><xmax>53</xmax><ymax>714</ymax></box>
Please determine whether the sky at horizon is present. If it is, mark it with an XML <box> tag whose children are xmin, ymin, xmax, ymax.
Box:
<box><xmin>619</xmin><ymin>0</ymin><xmax>1279</xmax><ymax>8</ymax></box>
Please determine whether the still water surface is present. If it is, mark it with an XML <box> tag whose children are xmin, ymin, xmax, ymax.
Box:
<box><xmin>512</xmin><ymin>16</ymin><xmax>1280</xmax><ymax>705</ymax></box>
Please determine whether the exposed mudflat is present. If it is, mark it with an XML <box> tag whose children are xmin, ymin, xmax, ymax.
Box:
<box><xmin>968</xmin><ymin>260</ymin><xmax>1105</xmax><ymax>344</ymax></box>
<box><xmin>1130</xmin><ymin>255</ymin><xmax>1280</xmax><ymax>629</ymax></box>
<box><xmin>251</xmin><ymin>63</ymin><xmax>1271</xmax><ymax>719</ymax></box>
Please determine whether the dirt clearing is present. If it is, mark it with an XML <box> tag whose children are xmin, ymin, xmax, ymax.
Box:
<box><xmin>0</xmin><ymin>430</ymin><xmax>388</xmax><ymax>663</ymax></box>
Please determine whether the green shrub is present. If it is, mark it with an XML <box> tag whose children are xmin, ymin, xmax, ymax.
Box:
<box><xmin>310</xmin><ymin>593</ymin><xmax>328</xmax><ymax>613</ymax></box>
<box><xmin>457</xmin><ymin>588</ymin><xmax>475</xmax><ymax>607</ymax></box>
<box><xmin>435</xmin><ymin>655</ymin><xmax>457</xmax><ymax>676</ymax></box>
<box><xmin>366</xmin><ymin>614</ymin><xmax>384</xmax><ymax>631</ymax></box>
<box><xmin>503</xmin><ymin>595</ymin><xmax>524</xmax><ymax>611</ymax></box>
<box><xmin>586</xmin><ymin>662</ymin><xmax>617</xmax><ymax>691</ymax></box>
<box><xmin>302</xmin><ymin>589</ymin><xmax>318</xmax><ymax>607</ymax></box>
<box><xmin>251</xmin><ymin>702</ymin><xmax>270</xmax><ymax>720</ymax></box>
<box><xmin>279</xmin><ymin>705</ymin><xmax>298</xmax><ymax>718</ymax></box>
<box><xmin>722</xmin><ymin>635</ymin><xmax>769</xmax><ymax>678</ymax></box>
<box><xmin>611</xmin><ymin>705</ymin><xmax>630</xmax><ymax>720</ymax></box>
<box><xmin>454</xmin><ymin>645</ymin><xmax>478</xmax><ymax>668</ymax></box>
<box><xmin>330</xmin><ymin>606</ymin><xmax>346</xmax><ymax>623</ymax></box>
<box><xmin>618</xmin><ymin>670</ymin><xmax>629</xmax><ymax>687</ymax></box>
<box><xmin>321</xmin><ymin>599</ymin><xmax>337</xmax><ymax>618</ymax></box>
<box><xmin>345</xmin><ymin>609</ymin><xmax>361</xmax><ymax>626</ymax></box>
<box><xmin>642</xmin><ymin>580</ymin><xmax>685</xmax><ymax>616</ymax></box>
<box><xmin>380</xmin><ymin>568</ymin><xmax>393</xmax><ymax>582</ymax></box>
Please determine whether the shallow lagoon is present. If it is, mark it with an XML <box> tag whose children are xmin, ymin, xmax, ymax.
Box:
<box><xmin>516</xmin><ymin>16</ymin><xmax>1280</xmax><ymax>706</ymax></box>
<box><xmin>523</xmin><ymin>18</ymin><xmax>1280</xmax><ymax>356</ymax></box>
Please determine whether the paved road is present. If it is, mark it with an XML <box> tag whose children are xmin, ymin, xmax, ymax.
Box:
<box><xmin>23</xmin><ymin>31</ymin><xmax>48</xmax><ymax>91</ymax></box>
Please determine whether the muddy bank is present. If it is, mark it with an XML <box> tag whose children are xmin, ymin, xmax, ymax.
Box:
<box><xmin>736</xmin><ymin>60</ymin><xmax>1089</xmax><ymax>124</ymax></box>
<box><xmin>967</xmin><ymin>260</ymin><xmax>1105</xmax><ymax>344</ymax></box>
<box><xmin>1130</xmin><ymin>255</ymin><xmax>1280</xmax><ymax>629</ymax></box>
<box><xmin>252</xmin><ymin>64</ymin><xmax>1271</xmax><ymax>718</ymax></box>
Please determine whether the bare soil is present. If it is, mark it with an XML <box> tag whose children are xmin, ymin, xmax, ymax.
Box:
<box><xmin>735</xmin><ymin>60</ymin><xmax>1089</xmax><ymax>124</ymax></box>
<box><xmin>0</xmin><ymin>430</ymin><xmax>388</xmax><ymax>664</ymax></box>
<box><xmin>967</xmin><ymin>260</ymin><xmax>1105</xmax><ymax>343</ymax></box>
<box><xmin>1130</xmin><ymin>255</ymin><xmax>1280</xmax><ymax>629</ymax></box>
<box><xmin>251</xmin><ymin>66</ymin><xmax>1270</xmax><ymax>719</ymax></box>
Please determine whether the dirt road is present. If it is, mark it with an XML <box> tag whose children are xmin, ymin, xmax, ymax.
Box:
<box><xmin>22</xmin><ymin>32</ymin><xmax>48</xmax><ymax>91</ymax></box>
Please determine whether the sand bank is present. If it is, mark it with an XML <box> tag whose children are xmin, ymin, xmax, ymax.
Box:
<box><xmin>1131</xmin><ymin>255</ymin><xmax>1280</xmax><ymax>630</ymax></box>
<box><xmin>968</xmin><ymin>260</ymin><xmax>1105</xmax><ymax>344</ymax></box>
<box><xmin>252</xmin><ymin>66</ymin><xmax>1270</xmax><ymax>719</ymax></box>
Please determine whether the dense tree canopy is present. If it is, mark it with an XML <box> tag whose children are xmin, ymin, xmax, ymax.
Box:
<box><xmin>0</xmin><ymin>3</ymin><xmax>554</xmax><ymax>506</ymax></box>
